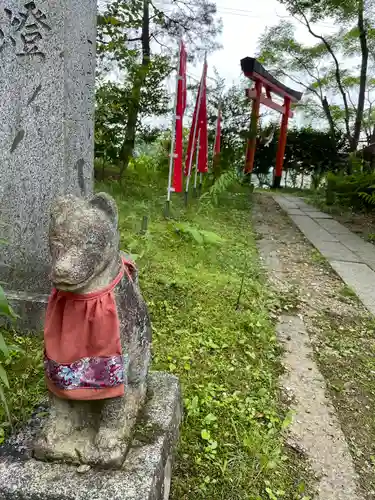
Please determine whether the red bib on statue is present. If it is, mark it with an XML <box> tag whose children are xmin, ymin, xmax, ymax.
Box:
<box><xmin>44</xmin><ymin>259</ymin><xmax>133</xmax><ymax>401</ymax></box>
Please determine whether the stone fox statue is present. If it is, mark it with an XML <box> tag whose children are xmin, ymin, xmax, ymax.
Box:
<box><xmin>33</xmin><ymin>193</ymin><xmax>152</xmax><ymax>468</ymax></box>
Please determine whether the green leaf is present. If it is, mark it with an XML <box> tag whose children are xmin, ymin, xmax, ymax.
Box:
<box><xmin>281</xmin><ymin>411</ymin><xmax>293</xmax><ymax>430</ymax></box>
<box><xmin>189</xmin><ymin>228</ymin><xmax>204</xmax><ymax>245</ymax></box>
<box><xmin>204</xmin><ymin>413</ymin><xmax>217</xmax><ymax>425</ymax></box>
<box><xmin>209</xmin><ymin>440</ymin><xmax>218</xmax><ymax>450</ymax></box>
<box><xmin>0</xmin><ymin>286</ymin><xmax>17</xmax><ymax>319</ymax></box>
<box><xmin>0</xmin><ymin>364</ymin><xmax>9</xmax><ymax>388</ymax></box>
<box><xmin>0</xmin><ymin>384</ymin><xmax>12</xmax><ymax>427</ymax></box>
<box><xmin>35</xmin><ymin>411</ymin><xmax>49</xmax><ymax>418</ymax></box>
<box><xmin>201</xmin><ymin>230</ymin><xmax>224</xmax><ymax>245</ymax></box>
<box><xmin>201</xmin><ymin>429</ymin><xmax>211</xmax><ymax>441</ymax></box>
<box><xmin>6</xmin><ymin>344</ymin><xmax>24</xmax><ymax>354</ymax></box>
<box><xmin>0</xmin><ymin>332</ymin><xmax>9</xmax><ymax>358</ymax></box>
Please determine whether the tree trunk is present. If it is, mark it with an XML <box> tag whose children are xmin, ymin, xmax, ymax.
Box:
<box><xmin>102</xmin><ymin>155</ymin><xmax>105</xmax><ymax>181</ymax></box>
<box><xmin>119</xmin><ymin>0</ymin><xmax>150</xmax><ymax>180</ymax></box>
<box><xmin>299</xmin><ymin>14</ymin><xmax>353</xmax><ymax>149</ymax></box>
<box><xmin>322</xmin><ymin>96</ymin><xmax>337</xmax><ymax>148</ymax></box>
<box><xmin>353</xmin><ymin>0</ymin><xmax>368</xmax><ymax>151</ymax></box>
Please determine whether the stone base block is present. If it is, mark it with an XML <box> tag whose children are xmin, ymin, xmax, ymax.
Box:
<box><xmin>0</xmin><ymin>372</ymin><xmax>182</xmax><ymax>500</ymax></box>
<box><xmin>0</xmin><ymin>290</ymin><xmax>48</xmax><ymax>333</ymax></box>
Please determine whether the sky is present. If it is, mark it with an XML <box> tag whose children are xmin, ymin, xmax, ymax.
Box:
<box><xmin>188</xmin><ymin>0</ymin><xmax>339</xmax><ymax>128</ymax></box>
<box><xmin>204</xmin><ymin>0</ymin><xmax>338</xmax><ymax>83</ymax></box>
<box><xmin>99</xmin><ymin>0</ymin><xmax>341</xmax><ymax>129</ymax></box>
<box><xmin>203</xmin><ymin>0</ymin><xmax>292</xmax><ymax>86</ymax></box>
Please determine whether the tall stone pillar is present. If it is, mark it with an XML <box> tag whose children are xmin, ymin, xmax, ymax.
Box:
<box><xmin>0</xmin><ymin>0</ymin><xmax>96</xmax><ymax>330</ymax></box>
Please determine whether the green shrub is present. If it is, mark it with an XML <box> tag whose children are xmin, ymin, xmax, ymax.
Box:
<box><xmin>325</xmin><ymin>172</ymin><xmax>375</xmax><ymax>210</ymax></box>
<box><xmin>325</xmin><ymin>174</ymin><xmax>336</xmax><ymax>206</ymax></box>
<box><xmin>0</xmin><ymin>285</ymin><xmax>18</xmax><ymax>427</ymax></box>
<box><xmin>359</xmin><ymin>189</ymin><xmax>375</xmax><ymax>207</ymax></box>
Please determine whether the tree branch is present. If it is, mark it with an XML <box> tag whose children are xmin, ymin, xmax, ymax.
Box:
<box><xmin>294</xmin><ymin>10</ymin><xmax>353</xmax><ymax>148</ymax></box>
<box><xmin>151</xmin><ymin>33</ymin><xmax>174</xmax><ymax>55</ymax></box>
<box><xmin>150</xmin><ymin>0</ymin><xmax>191</xmax><ymax>32</ymax></box>
<box><xmin>346</xmin><ymin>88</ymin><xmax>357</xmax><ymax>112</ymax></box>
<box><xmin>277</xmin><ymin>67</ymin><xmax>337</xmax><ymax>144</ymax></box>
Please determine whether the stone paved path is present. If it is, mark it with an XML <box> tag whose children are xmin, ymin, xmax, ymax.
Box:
<box><xmin>254</xmin><ymin>194</ymin><xmax>370</xmax><ymax>499</ymax></box>
<box><xmin>273</xmin><ymin>195</ymin><xmax>375</xmax><ymax>316</ymax></box>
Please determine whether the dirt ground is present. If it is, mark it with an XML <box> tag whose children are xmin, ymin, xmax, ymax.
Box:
<box><xmin>252</xmin><ymin>193</ymin><xmax>375</xmax><ymax>500</ymax></box>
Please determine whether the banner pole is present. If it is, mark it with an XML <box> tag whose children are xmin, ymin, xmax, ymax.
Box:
<box><xmin>198</xmin><ymin>172</ymin><xmax>203</xmax><ymax>197</ymax></box>
<box><xmin>166</xmin><ymin>42</ymin><xmax>181</xmax><ymax>217</ymax></box>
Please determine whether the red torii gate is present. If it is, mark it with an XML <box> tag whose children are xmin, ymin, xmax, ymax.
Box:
<box><xmin>241</xmin><ymin>57</ymin><xmax>303</xmax><ymax>188</ymax></box>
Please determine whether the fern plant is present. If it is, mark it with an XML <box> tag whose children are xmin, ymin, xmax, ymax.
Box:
<box><xmin>358</xmin><ymin>189</ymin><xmax>375</xmax><ymax>207</ymax></box>
<box><xmin>173</xmin><ymin>222</ymin><xmax>224</xmax><ymax>246</ymax></box>
<box><xmin>204</xmin><ymin>170</ymin><xmax>238</xmax><ymax>206</ymax></box>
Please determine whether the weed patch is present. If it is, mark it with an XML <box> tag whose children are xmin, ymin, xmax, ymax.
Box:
<box><xmin>0</xmin><ymin>330</ymin><xmax>44</xmax><ymax>443</ymax></box>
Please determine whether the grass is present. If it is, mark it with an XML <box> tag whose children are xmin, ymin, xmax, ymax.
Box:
<box><xmin>338</xmin><ymin>284</ymin><xmax>361</xmax><ymax>304</ymax></box>
<box><xmin>1</xmin><ymin>165</ymin><xmax>312</xmax><ymax>498</ymax></box>
<box><xmin>101</xmin><ymin>167</ymin><xmax>312</xmax><ymax>499</ymax></box>
<box><xmin>0</xmin><ymin>330</ymin><xmax>44</xmax><ymax>443</ymax></box>
<box><xmin>310</xmin><ymin>249</ymin><xmax>329</xmax><ymax>267</ymax></box>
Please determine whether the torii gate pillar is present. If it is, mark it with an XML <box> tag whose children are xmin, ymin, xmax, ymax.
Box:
<box><xmin>241</xmin><ymin>57</ymin><xmax>303</xmax><ymax>188</ymax></box>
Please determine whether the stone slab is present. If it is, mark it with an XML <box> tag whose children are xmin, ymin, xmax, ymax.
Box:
<box><xmin>330</xmin><ymin>261</ymin><xmax>375</xmax><ymax>315</ymax></box>
<box><xmin>337</xmin><ymin>232</ymin><xmax>372</xmax><ymax>252</ymax></box>
<box><xmin>335</xmin><ymin>234</ymin><xmax>375</xmax><ymax>271</ymax></box>
<box><xmin>0</xmin><ymin>291</ymin><xmax>48</xmax><ymax>332</ymax></box>
<box><xmin>313</xmin><ymin>240</ymin><xmax>362</xmax><ymax>263</ymax></box>
<box><xmin>315</xmin><ymin>219</ymin><xmax>353</xmax><ymax>235</ymax></box>
<box><xmin>280</xmin><ymin>195</ymin><xmax>300</xmax><ymax>202</ymax></box>
<box><xmin>0</xmin><ymin>0</ymin><xmax>96</xmax><ymax>295</ymax></box>
<box><xmin>286</xmin><ymin>209</ymin><xmax>304</xmax><ymax>215</ymax></box>
<box><xmin>289</xmin><ymin>215</ymin><xmax>339</xmax><ymax>242</ymax></box>
<box><xmin>0</xmin><ymin>372</ymin><xmax>182</xmax><ymax>500</ymax></box>
<box><xmin>273</xmin><ymin>195</ymin><xmax>299</xmax><ymax>210</ymax></box>
<box><xmin>353</xmin><ymin>253</ymin><xmax>375</xmax><ymax>272</ymax></box>
<box><xmin>298</xmin><ymin>205</ymin><xmax>316</xmax><ymax>211</ymax></box>
<box><xmin>303</xmin><ymin>211</ymin><xmax>332</xmax><ymax>219</ymax></box>
<box><xmin>289</xmin><ymin>199</ymin><xmax>312</xmax><ymax>209</ymax></box>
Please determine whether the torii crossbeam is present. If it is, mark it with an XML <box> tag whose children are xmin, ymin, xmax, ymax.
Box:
<box><xmin>241</xmin><ymin>57</ymin><xmax>303</xmax><ymax>188</ymax></box>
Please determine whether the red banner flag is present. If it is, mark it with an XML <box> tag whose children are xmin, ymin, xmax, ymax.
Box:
<box><xmin>197</xmin><ymin>61</ymin><xmax>208</xmax><ymax>173</ymax></box>
<box><xmin>172</xmin><ymin>41</ymin><xmax>187</xmax><ymax>193</ymax></box>
<box><xmin>185</xmin><ymin>61</ymin><xmax>208</xmax><ymax>176</ymax></box>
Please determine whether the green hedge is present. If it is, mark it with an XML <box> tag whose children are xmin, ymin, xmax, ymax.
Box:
<box><xmin>325</xmin><ymin>172</ymin><xmax>375</xmax><ymax>210</ymax></box>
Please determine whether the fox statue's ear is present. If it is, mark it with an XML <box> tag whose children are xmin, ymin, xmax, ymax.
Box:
<box><xmin>90</xmin><ymin>193</ymin><xmax>118</xmax><ymax>227</ymax></box>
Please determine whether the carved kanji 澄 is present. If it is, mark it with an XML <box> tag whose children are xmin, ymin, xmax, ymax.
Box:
<box><xmin>0</xmin><ymin>2</ymin><xmax>51</xmax><ymax>59</ymax></box>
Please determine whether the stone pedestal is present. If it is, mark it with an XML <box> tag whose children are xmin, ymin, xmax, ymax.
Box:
<box><xmin>0</xmin><ymin>372</ymin><xmax>182</xmax><ymax>500</ymax></box>
<box><xmin>0</xmin><ymin>0</ymin><xmax>96</xmax><ymax>330</ymax></box>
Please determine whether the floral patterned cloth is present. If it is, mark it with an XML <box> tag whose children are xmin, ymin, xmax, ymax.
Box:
<box><xmin>44</xmin><ymin>354</ymin><xmax>125</xmax><ymax>390</ymax></box>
